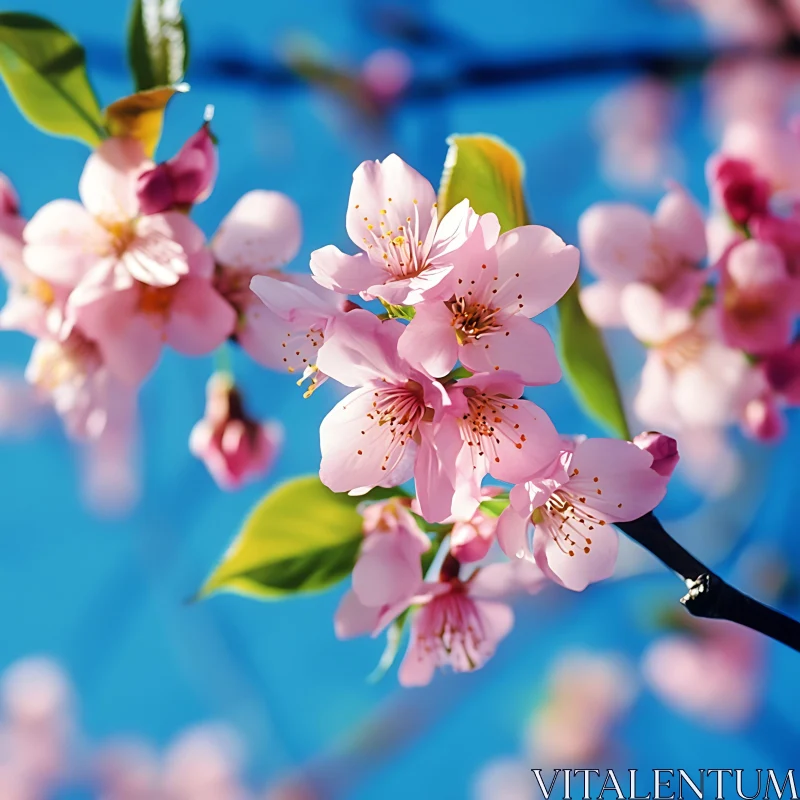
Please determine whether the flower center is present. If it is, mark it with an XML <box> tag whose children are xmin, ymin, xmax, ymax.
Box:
<box><xmin>138</xmin><ymin>284</ymin><xmax>175</xmax><ymax>317</ymax></box>
<box><xmin>102</xmin><ymin>219</ymin><xmax>137</xmax><ymax>257</ymax></box>
<box><xmin>446</xmin><ymin>296</ymin><xmax>502</xmax><ymax>344</ymax></box>
<box><xmin>660</xmin><ymin>325</ymin><xmax>706</xmax><ymax>371</ymax></box>
<box><xmin>459</xmin><ymin>388</ymin><xmax>525</xmax><ymax>464</ymax></box>
<box><xmin>26</xmin><ymin>277</ymin><xmax>55</xmax><ymax>306</ymax></box>
<box><xmin>536</xmin><ymin>486</ymin><xmax>608</xmax><ymax>558</ymax></box>
<box><xmin>417</xmin><ymin>591</ymin><xmax>489</xmax><ymax>672</ymax></box>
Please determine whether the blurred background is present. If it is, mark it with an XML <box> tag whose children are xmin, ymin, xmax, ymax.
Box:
<box><xmin>0</xmin><ymin>0</ymin><xmax>799</xmax><ymax>797</ymax></box>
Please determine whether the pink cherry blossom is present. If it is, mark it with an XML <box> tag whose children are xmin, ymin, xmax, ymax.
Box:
<box><xmin>435</xmin><ymin>371</ymin><xmax>561</xmax><ymax>516</ymax></box>
<box><xmin>189</xmin><ymin>373</ymin><xmax>282</xmax><ymax>490</ymax></box>
<box><xmin>66</xmin><ymin>238</ymin><xmax>234</xmax><ymax>385</ymax></box>
<box><xmin>394</xmin><ymin>573</ymin><xmax>515</xmax><ymax>686</ymax></box>
<box><xmin>578</xmin><ymin>187</ymin><xmax>707</xmax><ymax>328</ymax></box>
<box><xmin>707</xmin><ymin>155</ymin><xmax>770</xmax><ymax>226</ymax></box>
<box><xmin>626</xmin><ymin>295</ymin><xmax>755</xmax><ymax>431</ymax></box>
<box><xmin>136</xmin><ymin>122</ymin><xmax>217</xmax><ymax>214</ymax></box>
<box><xmin>24</xmin><ymin>138</ymin><xmax>197</xmax><ymax>298</ymax></box>
<box><xmin>248</xmin><ymin>272</ymin><xmax>347</xmax><ymax>395</ymax></box>
<box><xmin>496</xmin><ymin>437</ymin><xmax>670</xmax><ymax>591</ymax></box>
<box><xmin>721</xmin><ymin>121</ymin><xmax>800</xmax><ymax>195</ymax></box>
<box><xmin>719</xmin><ymin>239</ymin><xmax>795</xmax><ymax>355</ymax></box>
<box><xmin>315</xmin><ymin>309</ymin><xmax>450</xmax><ymax>506</ymax></box>
<box><xmin>398</xmin><ymin>217</ymin><xmax>578</xmax><ymax>382</ymax></box>
<box><xmin>351</xmin><ymin>497</ymin><xmax>430</xmax><ymax>608</ymax></box>
<box><xmin>680</xmin><ymin>0</ymin><xmax>787</xmax><ymax>45</ymax></box>
<box><xmin>643</xmin><ymin>619</ymin><xmax>763</xmax><ymax>729</ymax></box>
<box><xmin>212</xmin><ymin>190</ymin><xmax>304</xmax><ymax>366</ymax></box>
<box><xmin>25</xmin><ymin>330</ymin><xmax>136</xmax><ymax>440</ymax></box>
<box><xmin>448</xmin><ymin>490</ymin><xmax>501</xmax><ymax>563</ymax></box>
<box><xmin>310</xmin><ymin>153</ymin><xmax>482</xmax><ymax>305</ymax></box>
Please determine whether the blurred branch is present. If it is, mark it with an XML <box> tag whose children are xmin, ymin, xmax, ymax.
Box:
<box><xmin>83</xmin><ymin>37</ymin><xmax>800</xmax><ymax>98</ymax></box>
<box><xmin>618</xmin><ymin>513</ymin><xmax>800</xmax><ymax>652</ymax></box>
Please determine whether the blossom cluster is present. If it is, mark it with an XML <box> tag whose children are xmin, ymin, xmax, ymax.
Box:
<box><xmin>579</xmin><ymin>120</ymin><xmax>800</xmax><ymax>459</ymax></box>
<box><xmin>245</xmin><ymin>154</ymin><xmax>677</xmax><ymax>685</ymax></box>
<box><xmin>0</xmin><ymin>124</ymin><xmax>308</xmax><ymax>490</ymax></box>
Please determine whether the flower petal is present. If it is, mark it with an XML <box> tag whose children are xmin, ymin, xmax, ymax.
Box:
<box><xmin>166</xmin><ymin>278</ymin><xmax>236</xmax><ymax>355</ymax></box>
<box><xmin>310</xmin><ymin>244</ymin><xmax>385</xmax><ymax>296</ymax></box>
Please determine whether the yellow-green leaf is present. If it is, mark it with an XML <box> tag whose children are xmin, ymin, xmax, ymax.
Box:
<box><xmin>105</xmin><ymin>84</ymin><xmax>185</xmax><ymax>158</ymax></box>
<box><xmin>0</xmin><ymin>13</ymin><xmax>105</xmax><ymax>146</ymax></box>
<box><xmin>128</xmin><ymin>0</ymin><xmax>189</xmax><ymax>92</ymax></box>
<box><xmin>558</xmin><ymin>281</ymin><xmax>631</xmax><ymax>438</ymax></box>
<box><xmin>436</xmin><ymin>133</ymin><xmax>630</xmax><ymax>438</ymax></box>
<box><xmin>199</xmin><ymin>477</ymin><xmax>393</xmax><ymax>600</ymax></box>
<box><xmin>439</xmin><ymin>134</ymin><xmax>529</xmax><ymax>230</ymax></box>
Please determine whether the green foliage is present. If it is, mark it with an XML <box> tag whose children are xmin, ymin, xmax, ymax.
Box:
<box><xmin>0</xmin><ymin>13</ymin><xmax>105</xmax><ymax>146</ymax></box>
<box><xmin>199</xmin><ymin>477</ymin><xmax>406</xmax><ymax>600</ymax></box>
<box><xmin>437</xmin><ymin>133</ymin><xmax>630</xmax><ymax>438</ymax></box>
<box><xmin>128</xmin><ymin>0</ymin><xmax>189</xmax><ymax>92</ymax></box>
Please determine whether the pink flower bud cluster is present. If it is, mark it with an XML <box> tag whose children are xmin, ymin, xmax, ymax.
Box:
<box><xmin>579</xmin><ymin>120</ymin><xmax>800</xmax><ymax>459</ymax></box>
<box><xmin>244</xmin><ymin>154</ymin><xmax>678</xmax><ymax>685</ymax></box>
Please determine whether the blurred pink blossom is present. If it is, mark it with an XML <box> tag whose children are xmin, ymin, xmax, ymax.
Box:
<box><xmin>360</xmin><ymin>49</ymin><xmax>412</xmax><ymax>107</ymax></box>
<box><xmin>643</xmin><ymin>619</ymin><xmax>763</xmax><ymax>729</ymax></box>
<box><xmin>190</xmin><ymin>373</ymin><xmax>282</xmax><ymax>491</ymax></box>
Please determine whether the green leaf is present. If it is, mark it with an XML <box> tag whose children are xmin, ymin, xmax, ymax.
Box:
<box><xmin>199</xmin><ymin>478</ymin><xmax>410</xmax><ymax>600</ymax></box>
<box><xmin>105</xmin><ymin>84</ymin><xmax>186</xmax><ymax>158</ymax></box>
<box><xmin>437</xmin><ymin>133</ymin><xmax>630</xmax><ymax>439</ymax></box>
<box><xmin>439</xmin><ymin>134</ymin><xmax>529</xmax><ymax>231</ymax></box>
<box><xmin>557</xmin><ymin>281</ymin><xmax>631</xmax><ymax>439</ymax></box>
<box><xmin>0</xmin><ymin>13</ymin><xmax>105</xmax><ymax>146</ymax></box>
<box><xmin>128</xmin><ymin>0</ymin><xmax>189</xmax><ymax>92</ymax></box>
<box><xmin>199</xmin><ymin>476</ymin><xmax>366</xmax><ymax>600</ymax></box>
<box><xmin>479</xmin><ymin>496</ymin><xmax>510</xmax><ymax>518</ymax></box>
<box><xmin>379</xmin><ymin>299</ymin><xmax>416</xmax><ymax>320</ymax></box>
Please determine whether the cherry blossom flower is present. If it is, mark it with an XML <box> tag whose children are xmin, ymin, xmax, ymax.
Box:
<box><xmin>310</xmin><ymin>154</ymin><xmax>482</xmax><ymax>305</ymax></box>
<box><xmin>393</xmin><ymin>573</ymin><xmax>516</xmax><ymax>686</ymax></box>
<box><xmin>643</xmin><ymin>619</ymin><xmax>763</xmax><ymax>729</ymax></box>
<box><xmin>136</xmin><ymin>122</ymin><xmax>217</xmax><ymax>214</ymax></box>
<box><xmin>24</xmin><ymin>138</ymin><xmax>197</xmax><ymax>299</ymax></box>
<box><xmin>315</xmin><ymin>309</ymin><xmax>451</xmax><ymax>508</ymax></box>
<box><xmin>249</xmin><ymin>271</ymin><xmax>347</xmax><ymax>395</ymax></box>
<box><xmin>434</xmin><ymin>371</ymin><xmax>562</xmax><ymax>518</ymax></box>
<box><xmin>496</xmin><ymin>437</ymin><xmax>671</xmax><ymax>591</ymax></box>
<box><xmin>211</xmin><ymin>190</ymin><xmax>304</xmax><ymax>366</ymax></box>
<box><xmin>25</xmin><ymin>330</ymin><xmax>135</xmax><ymax>440</ymax></box>
<box><xmin>719</xmin><ymin>239</ymin><xmax>795</xmax><ymax>355</ymax></box>
<box><xmin>189</xmin><ymin>373</ymin><xmax>282</xmax><ymax>490</ymax></box>
<box><xmin>633</xmin><ymin>431</ymin><xmax>680</xmax><ymax>477</ymax></box>
<box><xmin>398</xmin><ymin>217</ymin><xmax>578</xmax><ymax>382</ymax></box>
<box><xmin>742</xmin><ymin>340</ymin><xmax>800</xmax><ymax>441</ymax></box>
<box><xmin>67</xmin><ymin>237</ymin><xmax>235</xmax><ymax>385</ymax></box>
<box><xmin>350</xmin><ymin>497</ymin><xmax>430</xmax><ymax>608</ymax></box>
<box><xmin>448</xmin><ymin>489</ymin><xmax>502</xmax><ymax>563</ymax></box>
<box><xmin>578</xmin><ymin>186</ymin><xmax>707</xmax><ymax>328</ymax></box>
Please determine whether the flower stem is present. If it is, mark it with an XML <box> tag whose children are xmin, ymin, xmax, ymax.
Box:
<box><xmin>617</xmin><ymin>513</ymin><xmax>800</xmax><ymax>652</ymax></box>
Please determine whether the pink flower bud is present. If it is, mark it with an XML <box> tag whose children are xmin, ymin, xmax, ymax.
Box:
<box><xmin>189</xmin><ymin>374</ymin><xmax>281</xmax><ymax>490</ymax></box>
<box><xmin>136</xmin><ymin>124</ymin><xmax>217</xmax><ymax>215</ymax></box>
<box><xmin>762</xmin><ymin>341</ymin><xmax>800</xmax><ymax>404</ymax></box>
<box><xmin>743</xmin><ymin>396</ymin><xmax>785</xmax><ymax>442</ymax></box>
<box><xmin>708</xmin><ymin>155</ymin><xmax>770</xmax><ymax>226</ymax></box>
<box><xmin>633</xmin><ymin>431</ymin><xmax>680</xmax><ymax>478</ymax></box>
<box><xmin>0</xmin><ymin>174</ymin><xmax>19</xmax><ymax>216</ymax></box>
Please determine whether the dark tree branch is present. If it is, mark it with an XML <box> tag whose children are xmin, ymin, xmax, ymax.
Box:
<box><xmin>617</xmin><ymin>513</ymin><xmax>800</xmax><ymax>652</ymax></box>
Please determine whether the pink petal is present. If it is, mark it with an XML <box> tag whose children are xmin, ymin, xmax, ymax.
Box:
<box><xmin>250</xmin><ymin>273</ymin><xmax>342</xmax><ymax>328</ymax></box>
<box><xmin>124</xmin><ymin>214</ymin><xmax>195</xmax><ymax>287</ymax></box>
<box><xmin>166</xmin><ymin>278</ymin><xmax>237</xmax><ymax>355</ymax></box>
<box><xmin>620</xmin><ymin>282</ymin><xmax>693</xmax><ymax>344</ymax></box>
<box><xmin>494</xmin><ymin>225</ymin><xmax>579</xmax><ymax>317</ymax></box>
<box><xmin>366</xmin><ymin>264</ymin><xmax>455</xmax><ymax>305</ymax></box>
<box><xmin>533</xmin><ymin>519</ymin><xmax>619</xmax><ymax>591</ymax></box>
<box><xmin>212</xmin><ymin>190</ymin><xmax>301</xmax><ymax>271</ymax></box>
<box><xmin>23</xmin><ymin>200</ymin><xmax>111</xmax><ymax>287</ymax></box>
<box><xmin>496</xmin><ymin>505</ymin><xmax>533</xmax><ymax>560</ymax></box>
<box><xmin>352</xmin><ymin>534</ymin><xmax>422</xmax><ymax>608</ymax></box>
<box><xmin>634</xmin><ymin>352</ymin><xmax>680</xmax><ymax>430</ymax></box>
<box><xmin>653</xmin><ymin>186</ymin><xmax>707</xmax><ymax>264</ymax></box>
<box><xmin>470</xmin><ymin>560</ymin><xmax>548</xmax><ymax>598</ymax></box>
<box><xmin>315</xmin><ymin>310</ymin><xmax>406</xmax><ymax>387</ymax></box>
<box><xmin>578</xmin><ymin>203</ymin><xmax>653</xmax><ymax>282</ymax></box>
<box><xmin>319</xmin><ymin>386</ymin><xmax>417</xmax><ymax>494</ymax></box>
<box><xmin>79</xmin><ymin>137</ymin><xmax>150</xmax><ymax>221</ymax></box>
<box><xmin>72</xmin><ymin>288</ymin><xmax>163</xmax><ymax>384</ymax></box>
<box><xmin>568</xmin><ymin>437</ymin><xmax>668</xmax><ymax>522</ymax></box>
<box><xmin>334</xmin><ymin>590</ymin><xmax>381</xmax><ymax>639</ymax></box>
<box><xmin>461</xmin><ymin>315</ymin><xmax>561</xmax><ymax>385</ymax></box>
<box><xmin>397</xmin><ymin>623</ymin><xmax>438</xmax><ymax>687</ymax></box>
<box><xmin>397</xmin><ymin>301</ymin><xmax>459</xmax><ymax>378</ymax></box>
<box><xmin>345</xmin><ymin>154</ymin><xmax>436</xmax><ymax>254</ymax></box>
<box><xmin>427</xmin><ymin>199</ymin><xmax>488</xmax><ymax>263</ymax></box>
<box><xmin>310</xmin><ymin>244</ymin><xmax>385</xmax><ymax>296</ymax></box>
<box><xmin>579</xmin><ymin>280</ymin><xmax>627</xmax><ymax>328</ymax></box>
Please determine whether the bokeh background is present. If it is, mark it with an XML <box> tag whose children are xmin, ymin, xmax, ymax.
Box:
<box><xmin>0</xmin><ymin>0</ymin><xmax>799</xmax><ymax>797</ymax></box>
